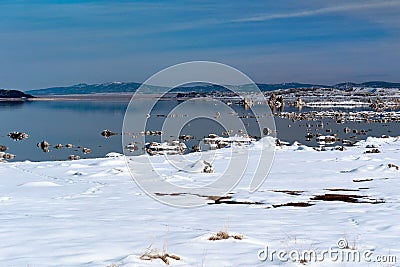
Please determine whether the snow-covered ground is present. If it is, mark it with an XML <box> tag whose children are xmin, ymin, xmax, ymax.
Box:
<box><xmin>1</xmin><ymin>137</ymin><xmax>400</xmax><ymax>266</ymax></box>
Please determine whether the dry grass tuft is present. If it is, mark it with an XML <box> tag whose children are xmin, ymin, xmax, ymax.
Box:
<box><xmin>140</xmin><ymin>251</ymin><xmax>181</xmax><ymax>265</ymax></box>
<box><xmin>208</xmin><ymin>231</ymin><xmax>229</xmax><ymax>240</ymax></box>
<box><xmin>139</xmin><ymin>226</ymin><xmax>181</xmax><ymax>265</ymax></box>
<box><xmin>208</xmin><ymin>231</ymin><xmax>243</xmax><ymax>241</ymax></box>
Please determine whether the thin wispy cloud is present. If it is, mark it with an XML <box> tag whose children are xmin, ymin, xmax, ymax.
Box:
<box><xmin>231</xmin><ymin>0</ymin><xmax>400</xmax><ymax>23</ymax></box>
<box><xmin>1</xmin><ymin>0</ymin><xmax>399</xmax><ymax>89</ymax></box>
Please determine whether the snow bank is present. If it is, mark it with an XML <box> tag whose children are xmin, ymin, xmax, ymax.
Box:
<box><xmin>0</xmin><ymin>136</ymin><xmax>399</xmax><ymax>266</ymax></box>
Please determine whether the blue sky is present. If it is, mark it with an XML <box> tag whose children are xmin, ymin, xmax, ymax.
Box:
<box><xmin>0</xmin><ymin>0</ymin><xmax>399</xmax><ymax>90</ymax></box>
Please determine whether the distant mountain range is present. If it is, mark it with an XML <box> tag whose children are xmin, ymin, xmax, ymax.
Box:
<box><xmin>26</xmin><ymin>82</ymin><xmax>142</xmax><ymax>96</ymax></box>
<box><xmin>334</xmin><ymin>81</ymin><xmax>400</xmax><ymax>90</ymax></box>
<box><xmin>25</xmin><ymin>82</ymin><xmax>329</xmax><ymax>95</ymax></box>
<box><xmin>2</xmin><ymin>80</ymin><xmax>397</xmax><ymax>96</ymax></box>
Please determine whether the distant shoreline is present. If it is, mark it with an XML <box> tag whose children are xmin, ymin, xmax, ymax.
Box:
<box><xmin>0</xmin><ymin>98</ymin><xmax>31</xmax><ymax>102</ymax></box>
<box><xmin>27</xmin><ymin>93</ymin><xmax>166</xmax><ymax>101</ymax></box>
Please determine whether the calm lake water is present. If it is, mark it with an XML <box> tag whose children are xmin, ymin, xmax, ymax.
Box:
<box><xmin>0</xmin><ymin>98</ymin><xmax>398</xmax><ymax>162</ymax></box>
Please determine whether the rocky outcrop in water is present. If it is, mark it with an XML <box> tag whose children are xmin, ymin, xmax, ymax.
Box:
<box><xmin>82</xmin><ymin>148</ymin><xmax>91</xmax><ymax>154</ymax></box>
<box><xmin>54</xmin><ymin>144</ymin><xmax>63</xmax><ymax>149</ymax></box>
<box><xmin>101</xmin><ymin>129</ymin><xmax>118</xmax><ymax>138</ymax></box>
<box><xmin>37</xmin><ymin>140</ymin><xmax>50</xmax><ymax>153</ymax></box>
<box><xmin>268</xmin><ymin>93</ymin><xmax>285</xmax><ymax>111</ymax></box>
<box><xmin>294</xmin><ymin>97</ymin><xmax>305</xmax><ymax>107</ymax></box>
<box><xmin>0</xmin><ymin>152</ymin><xmax>15</xmax><ymax>160</ymax></box>
<box><xmin>8</xmin><ymin>132</ymin><xmax>29</xmax><ymax>141</ymax></box>
<box><xmin>192</xmin><ymin>145</ymin><xmax>201</xmax><ymax>152</ymax></box>
<box><xmin>68</xmin><ymin>155</ymin><xmax>80</xmax><ymax>160</ymax></box>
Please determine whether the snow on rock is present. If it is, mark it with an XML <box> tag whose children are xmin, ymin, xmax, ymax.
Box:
<box><xmin>105</xmin><ymin>152</ymin><xmax>124</xmax><ymax>158</ymax></box>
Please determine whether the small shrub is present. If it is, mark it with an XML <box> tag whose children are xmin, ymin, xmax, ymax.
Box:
<box><xmin>140</xmin><ymin>245</ymin><xmax>180</xmax><ymax>265</ymax></box>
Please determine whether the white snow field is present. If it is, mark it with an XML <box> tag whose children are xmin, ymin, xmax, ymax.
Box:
<box><xmin>1</xmin><ymin>137</ymin><xmax>400</xmax><ymax>266</ymax></box>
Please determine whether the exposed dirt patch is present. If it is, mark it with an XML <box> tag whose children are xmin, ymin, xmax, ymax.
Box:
<box><xmin>325</xmin><ymin>188</ymin><xmax>360</xmax><ymax>192</ymax></box>
<box><xmin>273</xmin><ymin>202</ymin><xmax>314</xmax><ymax>208</ymax></box>
<box><xmin>206</xmin><ymin>195</ymin><xmax>263</xmax><ymax>205</ymax></box>
<box><xmin>311</xmin><ymin>193</ymin><xmax>384</xmax><ymax>204</ymax></box>
<box><xmin>154</xmin><ymin>192</ymin><xmax>183</xmax><ymax>197</ymax></box>
<box><xmin>353</xmin><ymin>178</ymin><xmax>374</xmax><ymax>183</ymax></box>
<box><xmin>154</xmin><ymin>192</ymin><xmax>263</xmax><ymax>205</ymax></box>
<box><xmin>272</xmin><ymin>190</ymin><xmax>304</xmax><ymax>195</ymax></box>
